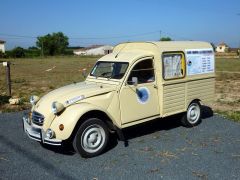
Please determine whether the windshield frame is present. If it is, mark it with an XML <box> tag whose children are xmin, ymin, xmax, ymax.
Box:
<box><xmin>89</xmin><ymin>61</ymin><xmax>129</xmax><ymax>80</ymax></box>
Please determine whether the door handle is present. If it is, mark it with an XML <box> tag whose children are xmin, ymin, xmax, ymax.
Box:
<box><xmin>153</xmin><ymin>84</ymin><xmax>158</xmax><ymax>89</ymax></box>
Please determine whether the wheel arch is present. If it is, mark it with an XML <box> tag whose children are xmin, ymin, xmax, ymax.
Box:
<box><xmin>50</xmin><ymin>102</ymin><xmax>118</xmax><ymax>142</ymax></box>
<box><xmin>68</xmin><ymin>109</ymin><xmax>116</xmax><ymax>143</ymax></box>
<box><xmin>187</xmin><ymin>98</ymin><xmax>201</xmax><ymax>108</ymax></box>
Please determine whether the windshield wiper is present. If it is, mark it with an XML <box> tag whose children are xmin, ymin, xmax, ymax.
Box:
<box><xmin>96</xmin><ymin>72</ymin><xmax>113</xmax><ymax>79</ymax></box>
<box><xmin>106</xmin><ymin>75</ymin><xmax>112</xmax><ymax>80</ymax></box>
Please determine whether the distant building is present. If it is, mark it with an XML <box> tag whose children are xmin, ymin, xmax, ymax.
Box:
<box><xmin>73</xmin><ymin>48</ymin><xmax>86</xmax><ymax>55</ymax></box>
<box><xmin>0</xmin><ymin>40</ymin><xmax>5</xmax><ymax>53</ymax></box>
<box><xmin>216</xmin><ymin>42</ymin><xmax>229</xmax><ymax>53</ymax></box>
<box><xmin>74</xmin><ymin>45</ymin><xmax>113</xmax><ymax>56</ymax></box>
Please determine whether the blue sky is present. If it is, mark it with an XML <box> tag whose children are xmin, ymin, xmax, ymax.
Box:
<box><xmin>1</xmin><ymin>0</ymin><xmax>240</xmax><ymax>49</ymax></box>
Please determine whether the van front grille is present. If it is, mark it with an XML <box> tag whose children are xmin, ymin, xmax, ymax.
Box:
<box><xmin>32</xmin><ymin>111</ymin><xmax>45</xmax><ymax>126</ymax></box>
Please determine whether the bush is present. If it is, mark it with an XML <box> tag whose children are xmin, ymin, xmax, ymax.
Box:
<box><xmin>24</xmin><ymin>49</ymin><xmax>41</xmax><ymax>57</ymax></box>
<box><xmin>160</xmin><ymin>37</ymin><xmax>172</xmax><ymax>41</ymax></box>
<box><xmin>0</xmin><ymin>51</ymin><xmax>7</xmax><ymax>58</ymax></box>
<box><xmin>64</xmin><ymin>49</ymin><xmax>74</xmax><ymax>55</ymax></box>
<box><xmin>11</xmin><ymin>47</ymin><xmax>25</xmax><ymax>58</ymax></box>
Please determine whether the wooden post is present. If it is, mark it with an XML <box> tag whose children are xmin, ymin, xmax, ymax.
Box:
<box><xmin>3</xmin><ymin>62</ymin><xmax>11</xmax><ymax>96</ymax></box>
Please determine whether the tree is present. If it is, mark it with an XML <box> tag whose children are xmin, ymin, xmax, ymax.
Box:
<box><xmin>210</xmin><ymin>43</ymin><xmax>216</xmax><ymax>51</ymax></box>
<box><xmin>28</xmin><ymin>46</ymin><xmax>38</xmax><ymax>50</ymax></box>
<box><xmin>11</xmin><ymin>47</ymin><xmax>25</xmax><ymax>58</ymax></box>
<box><xmin>160</xmin><ymin>37</ymin><xmax>172</xmax><ymax>41</ymax></box>
<box><xmin>36</xmin><ymin>32</ymin><xmax>69</xmax><ymax>56</ymax></box>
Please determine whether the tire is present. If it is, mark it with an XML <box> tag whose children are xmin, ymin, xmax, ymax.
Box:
<box><xmin>181</xmin><ymin>101</ymin><xmax>202</xmax><ymax>127</ymax></box>
<box><xmin>73</xmin><ymin>118</ymin><xmax>109</xmax><ymax>158</ymax></box>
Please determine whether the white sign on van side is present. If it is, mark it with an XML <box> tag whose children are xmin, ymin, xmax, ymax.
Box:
<box><xmin>185</xmin><ymin>49</ymin><xmax>214</xmax><ymax>75</ymax></box>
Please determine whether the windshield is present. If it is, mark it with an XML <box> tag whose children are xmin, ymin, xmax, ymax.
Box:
<box><xmin>90</xmin><ymin>61</ymin><xmax>129</xmax><ymax>79</ymax></box>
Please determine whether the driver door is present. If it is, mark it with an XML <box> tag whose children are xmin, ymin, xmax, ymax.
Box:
<box><xmin>119</xmin><ymin>58</ymin><xmax>160</xmax><ymax>125</ymax></box>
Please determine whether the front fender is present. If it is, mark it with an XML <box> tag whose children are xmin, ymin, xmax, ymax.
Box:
<box><xmin>49</xmin><ymin>103</ymin><xmax>110</xmax><ymax>140</ymax></box>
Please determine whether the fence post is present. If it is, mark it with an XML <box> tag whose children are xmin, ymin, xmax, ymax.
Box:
<box><xmin>6</xmin><ymin>62</ymin><xmax>11</xmax><ymax>96</ymax></box>
<box><xmin>3</xmin><ymin>62</ymin><xmax>11</xmax><ymax>96</ymax></box>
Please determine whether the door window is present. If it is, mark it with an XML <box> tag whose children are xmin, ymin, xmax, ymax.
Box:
<box><xmin>127</xmin><ymin>59</ymin><xmax>155</xmax><ymax>84</ymax></box>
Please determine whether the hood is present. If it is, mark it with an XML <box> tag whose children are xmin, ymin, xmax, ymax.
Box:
<box><xmin>34</xmin><ymin>81</ymin><xmax>116</xmax><ymax>114</ymax></box>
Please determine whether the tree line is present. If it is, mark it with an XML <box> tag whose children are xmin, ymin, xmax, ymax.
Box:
<box><xmin>0</xmin><ymin>32</ymin><xmax>172</xmax><ymax>58</ymax></box>
<box><xmin>0</xmin><ymin>32</ymin><xmax>70</xmax><ymax>58</ymax></box>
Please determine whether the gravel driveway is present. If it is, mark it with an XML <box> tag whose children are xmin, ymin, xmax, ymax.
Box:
<box><xmin>0</xmin><ymin>108</ymin><xmax>239</xmax><ymax>180</ymax></box>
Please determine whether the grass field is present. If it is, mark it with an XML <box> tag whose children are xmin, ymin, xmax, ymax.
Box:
<box><xmin>0</xmin><ymin>56</ymin><xmax>240</xmax><ymax>121</ymax></box>
<box><xmin>214</xmin><ymin>58</ymin><xmax>240</xmax><ymax>122</ymax></box>
<box><xmin>0</xmin><ymin>56</ymin><xmax>99</xmax><ymax>111</ymax></box>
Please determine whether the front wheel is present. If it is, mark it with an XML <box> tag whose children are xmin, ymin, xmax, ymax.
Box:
<box><xmin>73</xmin><ymin>118</ymin><xmax>109</xmax><ymax>158</ymax></box>
<box><xmin>181</xmin><ymin>101</ymin><xmax>202</xmax><ymax>127</ymax></box>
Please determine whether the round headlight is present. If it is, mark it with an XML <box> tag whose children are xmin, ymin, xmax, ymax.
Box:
<box><xmin>46</xmin><ymin>128</ymin><xmax>55</xmax><ymax>139</ymax></box>
<box><xmin>30</xmin><ymin>95</ymin><xmax>40</xmax><ymax>105</ymax></box>
<box><xmin>51</xmin><ymin>101</ymin><xmax>65</xmax><ymax>115</ymax></box>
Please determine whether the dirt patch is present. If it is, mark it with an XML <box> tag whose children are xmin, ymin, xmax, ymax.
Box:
<box><xmin>212</xmin><ymin>73</ymin><xmax>240</xmax><ymax>113</ymax></box>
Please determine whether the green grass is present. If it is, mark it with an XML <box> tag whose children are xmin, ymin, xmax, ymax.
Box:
<box><xmin>0</xmin><ymin>56</ymin><xmax>99</xmax><ymax>111</ymax></box>
<box><xmin>215</xmin><ymin>58</ymin><xmax>240</xmax><ymax>80</ymax></box>
<box><xmin>215</xmin><ymin>58</ymin><xmax>240</xmax><ymax>72</ymax></box>
<box><xmin>216</xmin><ymin>110</ymin><xmax>240</xmax><ymax>123</ymax></box>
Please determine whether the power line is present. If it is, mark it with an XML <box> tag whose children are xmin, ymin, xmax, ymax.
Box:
<box><xmin>0</xmin><ymin>31</ymin><xmax>160</xmax><ymax>40</ymax></box>
<box><xmin>160</xmin><ymin>31</ymin><xmax>191</xmax><ymax>40</ymax></box>
<box><xmin>0</xmin><ymin>33</ymin><xmax>37</xmax><ymax>39</ymax></box>
<box><xmin>0</xmin><ymin>30</ymin><xmax>193</xmax><ymax>43</ymax></box>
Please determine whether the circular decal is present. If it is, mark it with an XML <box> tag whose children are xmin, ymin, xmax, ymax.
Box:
<box><xmin>187</xmin><ymin>60</ymin><xmax>192</xmax><ymax>66</ymax></box>
<box><xmin>136</xmin><ymin>87</ymin><xmax>150</xmax><ymax>104</ymax></box>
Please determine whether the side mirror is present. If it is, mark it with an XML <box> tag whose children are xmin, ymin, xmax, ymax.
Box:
<box><xmin>82</xmin><ymin>68</ymin><xmax>87</xmax><ymax>78</ymax></box>
<box><xmin>132</xmin><ymin>77</ymin><xmax>138</xmax><ymax>86</ymax></box>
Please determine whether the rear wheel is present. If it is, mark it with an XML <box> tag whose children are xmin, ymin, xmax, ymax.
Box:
<box><xmin>73</xmin><ymin>118</ymin><xmax>109</xmax><ymax>158</ymax></box>
<box><xmin>181</xmin><ymin>101</ymin><xmax>202</xmax><ymax>127</ymax></box>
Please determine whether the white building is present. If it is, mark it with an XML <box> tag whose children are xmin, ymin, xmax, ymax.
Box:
<box><xmin>0</xmin><ymin>40</ymin><xmax>5</xmax><ymax>53</ymax></box>
<box><xmin>216</xmin><ymin>42</ymin><xmax>229</xmax><ymax>53</ymax></box>
<box><xmin>74</xmin><ymin>45</ymin><xmax>113</xmax><ymax>56</ymax></box>
<box><xmin>73</xmin><ymin>49</ymin><xmax>86</xmax><ymax>55</ymax></box>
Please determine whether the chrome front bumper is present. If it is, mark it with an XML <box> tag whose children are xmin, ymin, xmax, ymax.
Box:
<box><xmin>22</xmin><ymin>115</ymin><xmax>62</xmax><ymax>146</ymax></box>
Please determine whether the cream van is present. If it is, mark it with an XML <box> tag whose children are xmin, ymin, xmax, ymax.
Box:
<box><xmin>23</xmin><ymin>41</ymin><xmax>215</xmax><ymax>157</ymax></box>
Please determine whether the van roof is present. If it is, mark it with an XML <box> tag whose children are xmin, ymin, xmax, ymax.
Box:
<box><xmin>114</xmin><ymin>41</ymin><xmax>212</xmax><ymax>52</ymax></box>
<box><xmin>98</xmin><ymin>49</ymin><xmax>154</xmax><ymax>64</ymax></box>
<box><xmin>152</xmin><ymin>41</ymin><xmax>211</xmax><ymax>48</ymax></box>
<box><xmin>99</xmin><ymin>41</ymin><xmax>213</xmax><ymax>63</ymax></box>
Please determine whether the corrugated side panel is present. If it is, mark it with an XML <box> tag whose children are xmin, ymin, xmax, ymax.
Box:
<box><xmin>187</xmin><ymin>78</ymin><xmax>215</xmax><ymax>105</ymax></box>
<box><xmin>163</xmin><ymin>83</ymin><xmax>186</xmax><ymax>116</ymax></box>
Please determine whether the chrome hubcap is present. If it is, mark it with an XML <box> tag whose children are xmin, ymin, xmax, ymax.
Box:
<box><xmin>81</xmin><ymin>124</ymin><xmax>105</xmax><ymax>153</ymax></box>
<box><xmin>187</xmin><ymin>103</ymin><xmax>200</xmax><ymax>124</ymax></box>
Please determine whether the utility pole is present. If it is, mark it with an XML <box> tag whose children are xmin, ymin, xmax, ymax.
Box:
<box><xmin>159</xmin><ymin>30</ymin><xmax>162</xmax><ymax>41</ymax></box>
<box><xmin>41</xmin><ymin>40</ymin><xmax>44</xmax><ymax>57</ymax></box>
<box><xmin>239</xmin><ymin>41</ymin><xmax>240</xmax><ymax>60</ymax></box>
